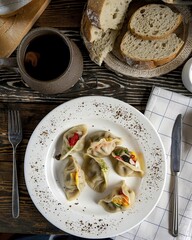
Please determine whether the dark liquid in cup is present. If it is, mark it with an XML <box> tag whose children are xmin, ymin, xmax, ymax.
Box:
<box><xmin>24</xmin><ymin>33</ymin><xmax>70</xmax><ymax>81</ymax></box>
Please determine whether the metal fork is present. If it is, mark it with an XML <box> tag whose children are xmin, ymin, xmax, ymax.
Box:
<box><xmin>8</xmin><ymin>110</ymin><xmax>22</xmax><ymax>218</ymax></box>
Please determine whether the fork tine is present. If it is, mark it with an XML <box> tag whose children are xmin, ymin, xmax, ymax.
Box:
<box><xmin>11</xmin><ymin>110</ymin><xmax>16</xmax><ymax>133</ymax></box>
<box><xmin>8</xmin><ymin>110</ymin><xmax>14</xmax><ymax>134</ymax></box>
<box><xmin>17</xmin><ymin>111</ymin><xmax>22</xmax><ymax>135</ymax></box>
<box><xmin>14</xmin><ymin>110</ymin><xmax>19</xmax><ymax>133</ymax></box>
<box><xmin>12</xmin><ymin>110</ymin><xmax>16</xmax><ymax>133</ymax></box>
<box><xmin>8</xmin><ymin>110</ymin><xmax>13</xmax><ymax>135</ymax></box>
<box><xmin>8</xmin><ymin>110</ymin><xmax>22</xmax><ymax>135</ymax></box>
<box><xmin>8</xmin><ymin>110</ymin><xmax>10</xmax><ymax>133</ymax></box>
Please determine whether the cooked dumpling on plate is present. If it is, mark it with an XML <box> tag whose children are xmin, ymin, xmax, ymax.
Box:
<box><xmin>98</xmin><ymin>180</ymin><xmax>135</xmax><ymax>213</ymax></box>
<box><xmin>86</xmin><ymin>131</ymin><xmax>122</xmax><ymax>158</ymax></box>
<box><xmin>56</xmin><ymin>124</ymin><xmax>88</xmax><ymax>160</ymax></box>
<box><xmin>111</xmin><ymin>146</ymin><xmax>145</xmax><ymax>177</ymax></box>
<box><xmin>63</xmin><ymin>155</ymin><xmax>86</xmax><ymax>201</ymax></box>
<box><xmin>82</xmin><ymin>153</ymin><xmax>108</xmax><ymax>193</ymax></box>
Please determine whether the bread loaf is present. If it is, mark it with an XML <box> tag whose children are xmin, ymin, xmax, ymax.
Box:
<box><xmin>82</xmin><ymin>0</ymin><xmax>132</xmax><ymax>65</ymax></box>
<box><xmin>81</xmin><ymin>12</ymin><xmax>118</xmax><ymax>65</ymax></box>
<box><xmin>120</xmin><ymin>30</ymin><xmax>184</xmax><ymax>66</ymax></box>
<box><xmin>83</xmin><ymin>27</ymin><xmax>118</xmax><ymax>65</ymax></box>
<box><xmin>81</xmin><ymin>13</ymin><xmax>103</xmax><ymax>43</ymax></box>
<box><xmin>87</xmin><ymin>0</ymin><xmax>132</xmax><ymax>32</ymax></box>
<box><xmin>129</xmin><ymin>4</ymin><xmax>183</xmax><ymax>40</ymax></box>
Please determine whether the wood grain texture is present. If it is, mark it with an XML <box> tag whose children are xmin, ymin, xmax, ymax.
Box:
<box><xmin>0</xmin><ymin>0</ymin><xmax>192</xmax><ymax>235</ymax></box>
<box><xmin>35</xmin><ymin>0</ymin><xmax>87</xmax><ymax>28</ymax></box>
<box><xmin>0</xmin><ymin>30</ymin><xmax>191</xmax><ymax>112</ymax></box>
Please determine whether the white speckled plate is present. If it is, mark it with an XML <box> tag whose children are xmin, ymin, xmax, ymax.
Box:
<box><xmin>24</xmin><ymin>96</ymin><xmax>166</xmax><ymax>239</ymax></box>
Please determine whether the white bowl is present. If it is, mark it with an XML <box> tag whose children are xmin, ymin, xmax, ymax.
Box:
<box><xmin>182</xmin><ymin>58</ymin><xmax>192</xmax><ymax>93</ymax></box>
<box><xmin>0</xmin><ymin>0</ymin><xmax>32</xmax><ymax>17</ymax></box>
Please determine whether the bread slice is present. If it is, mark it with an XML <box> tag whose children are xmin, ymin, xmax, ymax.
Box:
<box><xmin>120</xmin><ymin>30</ymin><xmax>184</xmax><ymax>66</ymax></box>
<box><xmin>87</xmin><ymin>0</ymin><xmax>132</xmax><ymax>32</ymax></box>
<box><xmin>129</xmin><ymin>4</ymin><xmax>183</xmax><ymax>40</ymax></box>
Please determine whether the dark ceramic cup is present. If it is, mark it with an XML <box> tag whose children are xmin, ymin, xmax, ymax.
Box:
<box><xmin>0</xmin><ymin>27</ymin><xmax>83</xmax><ymax>94</ymax></box>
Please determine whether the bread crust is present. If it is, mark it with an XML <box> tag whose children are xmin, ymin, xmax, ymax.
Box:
<box><xmin>124</xmin><ymin>51</ymin><xmax>182</xmax><ymax>69</ymax></box>
<box><xmin>124</xmin><ymin>56</ymin><xmax>156</xmax><ymax>69</ymax></box>
<box><xmin>87</xmin><ymin>0</ymin><xmax>105</xmax><ymax>28</ymax></box>
<box><xmin>87</xmin><ymin>0</ymin><xmax>132</xmax><ymax>31</ymax></box>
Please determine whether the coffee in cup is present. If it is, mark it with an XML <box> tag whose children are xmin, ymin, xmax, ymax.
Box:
<box><xmin>0</xmin><ymin>27</ymin><xmax>83</xmax><ymax>94</ymax></box>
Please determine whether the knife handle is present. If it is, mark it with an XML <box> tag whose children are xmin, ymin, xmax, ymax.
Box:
<box><xmin>172</xmin><ymin>174</ymin><xmax>179</xmax><ymax>237</ymax></box>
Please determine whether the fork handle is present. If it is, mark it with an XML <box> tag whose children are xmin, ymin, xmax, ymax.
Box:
<box><xmin>12</xmin><ymin>148</ymin><xmax>19</xmax><ymax>218</ymax></box>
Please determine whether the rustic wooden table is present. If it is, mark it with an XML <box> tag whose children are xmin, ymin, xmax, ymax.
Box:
<box><xmin>0</xmin><ymin>0</ymin><xmax>191</xmax><ymax>235</ymax></box>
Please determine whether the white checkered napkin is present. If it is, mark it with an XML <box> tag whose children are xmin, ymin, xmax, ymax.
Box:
<box><xmin>0</xmin><ymin>0</ymin><xmax>32</xmax><ymax>16</ymax></box>
<box><xmin>115</xmin><ymin>86</ymin><xmax>192</xmax><ymax>240</ymax></box>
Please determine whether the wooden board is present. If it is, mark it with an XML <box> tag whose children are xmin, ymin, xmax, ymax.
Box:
<box><xmin>0</xmin><ymin>0</ymin><xmax>51</xmax><ymax>58</ymax></box>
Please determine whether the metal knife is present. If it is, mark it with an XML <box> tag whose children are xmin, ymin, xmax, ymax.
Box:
<box><xmin>171</xmin><ymin>114</ymin><xmax>182</xmax><ymax>237</ymax></box>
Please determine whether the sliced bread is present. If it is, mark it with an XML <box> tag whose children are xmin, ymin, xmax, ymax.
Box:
<box><xmin>129</xmin><ymin>4</ymin><xmax>183</xmax><ymax>40</ymax></box>
<box><xmin>120</xmin><ymin>30</ymin><xmax>184</xmax><ymax>66</ymax></box>
<box><xmin>87</xmin><ymin>0</ymin><xmax>132</xmax><ymax>32</ymax></box>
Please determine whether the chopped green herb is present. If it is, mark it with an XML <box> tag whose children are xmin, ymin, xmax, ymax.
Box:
<box><xmin>112</xmin><ymin>202</ymin><xmax>121</xmax><ymax>208</ymax></box>
<box><xmin>100</xmin><ymin>159</ymin><xmax>108</xmax><ymax>172</ymax></box>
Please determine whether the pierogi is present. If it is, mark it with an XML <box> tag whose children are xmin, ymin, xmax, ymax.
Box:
<box><xmin>98</xmin><ymin>181</ymin><xmax>135</xmax><ymax>213</ymax></box>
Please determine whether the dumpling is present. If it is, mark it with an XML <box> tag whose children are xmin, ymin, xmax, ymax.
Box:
<box><xmin>63</xmin><ymin>156</ymin><xmax>85</xmax><ymax>201</ymax></box>
<box><xmin>111</xmin><ymin>146</ymin><xmax>144</xmax><ymax>177</ymax></box>
<box><xmin>56</xmin><ymin>124</ymin><xmax>88</xmax><ymax>160</ymax></box>
<box><xmin>98</xmin><ymin>181</ymin><xmax>135</xmax><ymax>213</ymax></box>
<box><xmin>86</xmin><ymin>131</ymin><xmax>122</xmax><ymax>158</ymax></box>
<box><xmin>82</xmin><ymin>154</ymin><xmax>108</xmax><ymax>193</ymax></box>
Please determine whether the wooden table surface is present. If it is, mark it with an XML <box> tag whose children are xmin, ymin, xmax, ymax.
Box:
<box><xmin>0</xmin><ymin>0</ymin><xmax>192</xmax><ymax>235</ymax></box>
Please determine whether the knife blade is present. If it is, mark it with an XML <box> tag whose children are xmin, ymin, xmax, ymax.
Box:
<box><xmin>171</xmin><ymin>113</ymin><xmax>182</xmax><ymax>237</ymax></box>
<box><xmin>171</xmin><ymin>114</ymin><xmax>182</xmax><ymax>173</ymax></box>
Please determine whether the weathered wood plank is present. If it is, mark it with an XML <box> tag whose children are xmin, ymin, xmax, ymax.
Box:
<box><xmin>0</xmin><ymin>30</ymin><xmax>191</xmax><ymax>110</ymax></box>
<box><xmin>35</xmin><ymin>0</ymin><xmax>87</xmax><ymax>28</ymax></box>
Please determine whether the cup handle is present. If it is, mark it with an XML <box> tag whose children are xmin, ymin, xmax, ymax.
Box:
<box><xmin>0</xmin><ymin>58</ymin><xmax>19</xmax><ymax>73</ymax></box>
